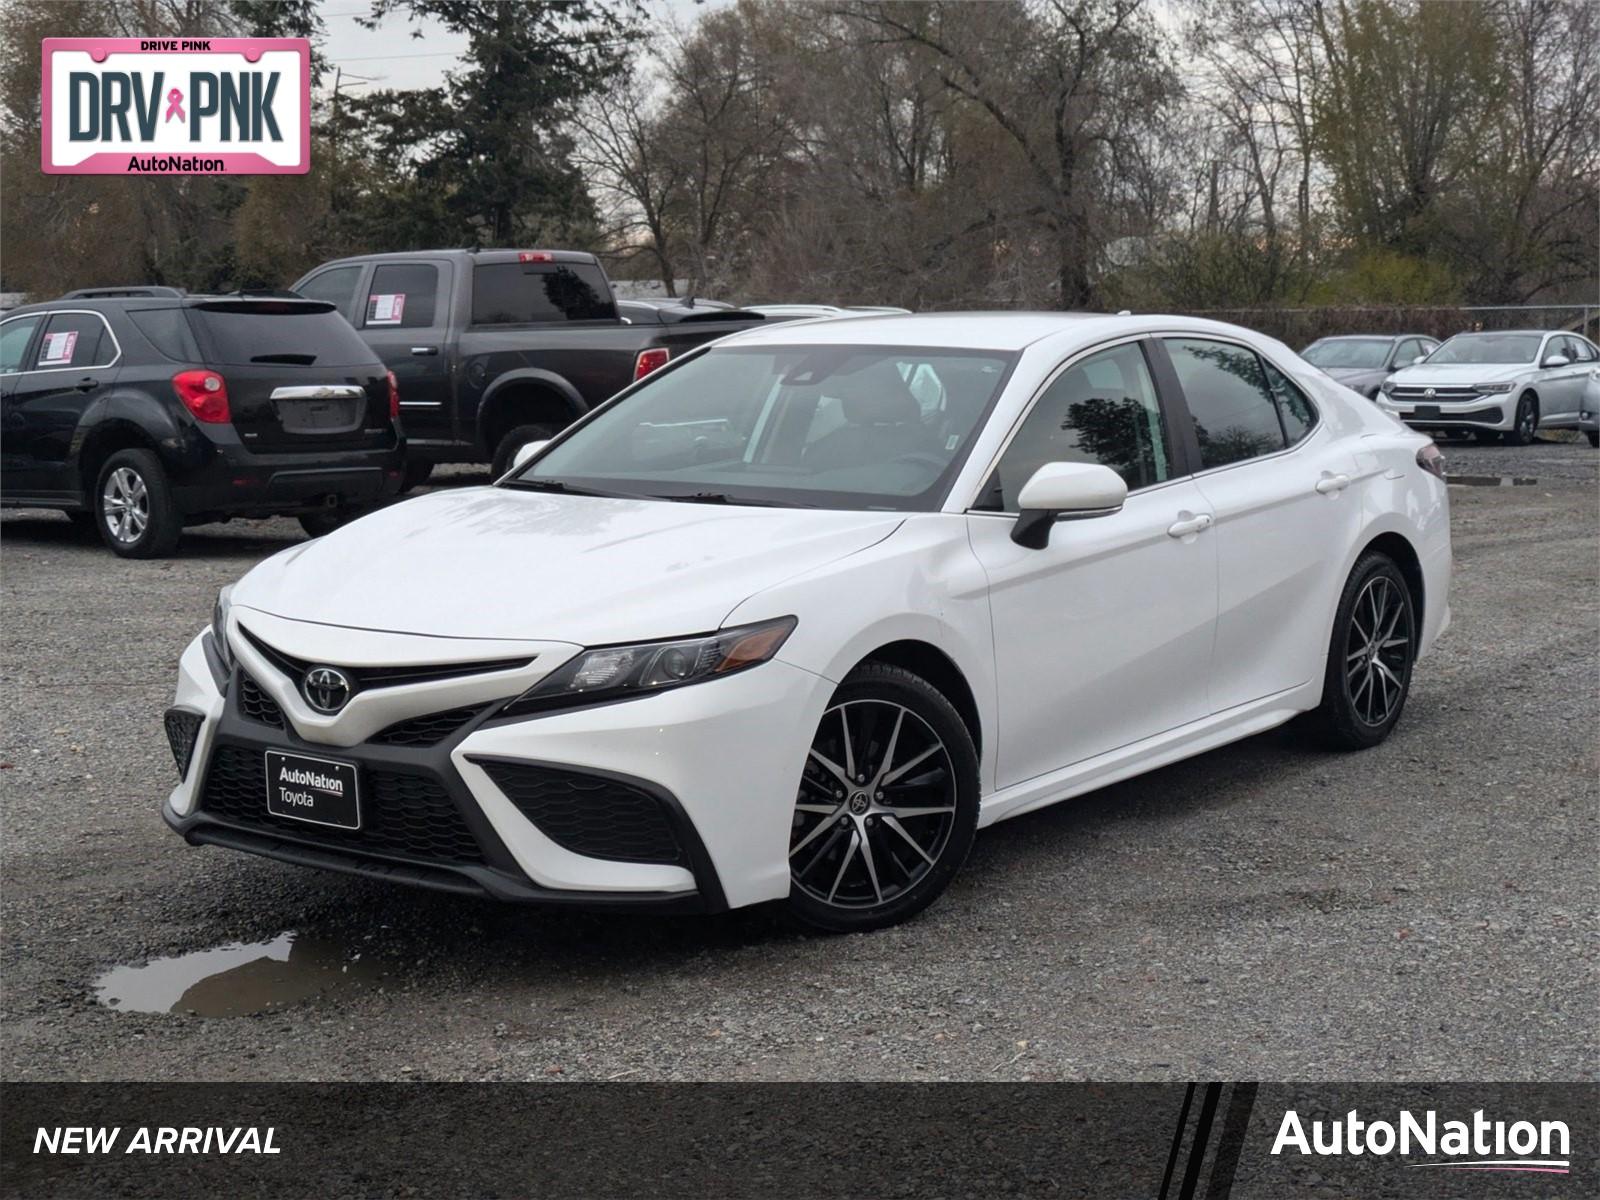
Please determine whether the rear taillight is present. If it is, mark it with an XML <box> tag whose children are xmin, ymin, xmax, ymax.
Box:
<box><xmin>387</xmin><ymin>370</ymin><xmax>400</xmax><ymax>420</ymax></box>
<box><xmin>172</xmin><ymin>369</ymin><xmax>230</xmax><ymax>423</ymax></box>
<box><xmin>518</xmin><ymin>251</ymin><xmax>554</xmax><ymax>264</ymax></box>
<box><xmin>1417</xmin><ymin>442</ymin><xmax>1446</xmax><ymax>479</ymax></box>
<box><xmin>634</xmin><ymin>347</ymin><xmax>670</xmax><ymax>381</ymax></box>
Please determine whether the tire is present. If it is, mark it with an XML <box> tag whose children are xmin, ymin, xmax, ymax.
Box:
<box><xmin>1503</xmin><ymin>394</ymin><xmax>1538</xmax><ymax>446</ymax></box>
<box><xmin>298</xmin><ymin>508</ymin><xmax>360</xmax><ymax>539</ymax></box>
<box><xmin>491</xmin><ymin>422</ymin><xmax>560</xmax><ymax>478</ymax></box>
<box><xmin>93</xmin><ymin>449</ymin><xmax>182</xmax><ymax>558</ymax></box>
<box><xmin>1307</xmin><ymin>552</ymin><xmax>1417</xmax><ymax>750</ymax></box>
<box><xmin>785</xmin><ymin>662</ymin><xmax>979</xmax><ymax>933</ymax></box>
<box><xmin>1587</xmin><ymin>430</ymin><xmax>1598</xmax><ymax>448</ymax></box>
<box><xmin>399</xmin><ymin>460</ymin><xmax>434</xmax><ymax>492</ymax></box>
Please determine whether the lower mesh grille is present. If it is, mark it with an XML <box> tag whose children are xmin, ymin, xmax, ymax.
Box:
<box><xmin>199</xmin><ymin>744</ymin><xmax>484</xmax><ymax>864</ymax></box>
<box><xmin>476</xmin><ymin>760</ymin><xmax>683</xmax><ymax>865</ymax></box>
<box><xmin>238</xmin><ymin>674</ymin><xmax>285</xmax><ymax>728</ymax></box>
<box><xmin>369</xmin><ymin>704</ymin><xmax>487</xmax><ymax>747</ymax></box>
<box><xmin>163</xmin><ymin>709</ymin><xmax>203</xmax><ymax>779</ymax></box>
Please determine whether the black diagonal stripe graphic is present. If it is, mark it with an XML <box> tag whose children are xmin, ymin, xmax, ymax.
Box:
<box><xmin>1203</xmin><ymin>1083</ymin><xmax>1259</xmax><ymax>1200</ymax></box>
<box><xmin>1177</xmin><ymin>1083</ymin><xmax>1224</xmax><ymax>1200</ymax></box>
<box><xmin>1159</xmin><ymin>1083</ymin><xmax>1197</xmax><ymax>1200</ymax></box>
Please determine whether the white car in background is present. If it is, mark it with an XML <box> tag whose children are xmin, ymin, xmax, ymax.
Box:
<box><xmin>1379</xmin><ymin>329</ymin><xmax>1600</xmax><ymax>445</ymax></box>
<box><xmin>164</xmin><ymin>313</ymin><xmax>1451</xmax><ymax>931</ymax></box>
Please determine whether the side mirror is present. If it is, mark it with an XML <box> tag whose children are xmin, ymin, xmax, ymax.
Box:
<box><xmin>1412</xmin><ymin>354</ymin><xmax>1427</xmax><ymax>364</ymax></box>
<box><xmin>1542</xmin><ymin>354</ymin><xmax>1570</xmax><ymax>368</ymax></box>
<box><xmin>509</xmin><ymin>439</ymin><xmax>549</xmax><ymax>472</ymax></box>
<box><xmin>1010</xmin><ymin>462</ymin><xmax>1128</xmax><ymax>549</ymax></box>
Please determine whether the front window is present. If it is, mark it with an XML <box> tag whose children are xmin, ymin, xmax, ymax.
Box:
<box><xmin>514</xmin><ymin>345</ymin><xmax>1016</xmax><ymax>510</ymax></box>
<box><xmin>1303</xmin><ymin>338</ymin><xmax>1392</xmax><ymax>369</ymax></box>
<box><xmin>0</xmin><ymin>316</ymin><xmax>42</xmax><ymax>373</ymax></box>
<box><xmin>1427</xmin><ymin>333</ymin><xmax>1542</xmax><ymax>365</ymax></box>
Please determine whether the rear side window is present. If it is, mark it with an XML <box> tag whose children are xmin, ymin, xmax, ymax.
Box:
<box><xmin>471</xmin><ymin>262</ymin><xmax>615</xmax><ymax>324</ymax></box>
<box><xmin>1263</xmin><ymin>360</ymin><xmax>1319</xmax><ymax>446</ymax></box>
<box><xmin>295</xmin><ymin>266</ymin><xmax>363</xmax><ymax>315</ymax></box>
<box><xmin>1</xmin><ymin>316</ymin><xmax>41</xmax><ymax>373</ymax></box>
<box><xmin>34</xmin><ymin>312</ymin><xmax>115</xmax><ymax>369</ymax></box>
<box><xmin>128</xmin><ymin>307</ymin><xmax>202</xmax><ymax>361</ymax></box>
<box><xmin>188</xmin><ymin>305</ymin><xmax>377</xmax><ymax>367</ymax></box>
<box><xmin>1164</xmin><ymin>338</ymin><xmax>1286</xmax><ymax>469</ymax></box>
<box><xmin>364</xmin><ymin>263</ymin><xmax>441</xmax><ymax>328</ymax></box>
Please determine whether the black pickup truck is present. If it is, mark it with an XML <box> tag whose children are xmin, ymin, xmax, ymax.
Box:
<box><xmin>290</xmin><ymin>249</ymin><xmax>773</xmax><ymax>483</ymax></box>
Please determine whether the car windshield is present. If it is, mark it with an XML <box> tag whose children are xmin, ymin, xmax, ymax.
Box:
<box><xmin>1426</xmin><ymin>333</ymin><xmax>1543</xmax><ymax>365</ymax></box>
<box><xmin>512</xmin><ymin>344</ymin><xmax>1016</xmax><ymax>510</ymax></box>
<box><xmin>1303</xmin><ymin>338</ymin><xmax>1391</xmax><ymax>369</ymax></box>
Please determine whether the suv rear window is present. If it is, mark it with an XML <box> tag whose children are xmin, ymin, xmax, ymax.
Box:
<box><xmin>187</xmin><ymin>303</ymin><xmax>377</xmax><ymax>366</ymax></box>
<box><xmin>471</xmin><ymin>262</ymin><xmax>615</xmax><ymax>324</ymax></box>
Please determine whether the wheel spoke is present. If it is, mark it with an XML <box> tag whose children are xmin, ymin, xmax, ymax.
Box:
<box><xmin>881</xmin><ymin>814</ymin><xmax>936</xmax><ymax>865</ymax></box>
<box><xmin>884</xmin><ymin>804</ymin><xmax>955</xmax><ymax>819</ymax></box>
<box><xmin>881</xmin><ymin>743</ymin><xmax>937</xmax><ymax>786</ymax></box>
<box><xmin>796</xmin><ymin>823</ymin><xmax>846</xmax><ymax>880</ymax></box>
<box><xmin>826</xmin><ymin>831</ymin><xmax>859</xmax><ymax>903</ymax></box>
<box><xmin>790</xmin><ymin>811</ymin><xmax>842</xmax><ymax>860</ymax></box>
<box><xmin>859</xmin><ymin>826</ymin><xmax>884</xmax><ymax>904</ymax></box>
<box><xmin>807</xmin><ymin>747</ymin><xmax>849</xmax><ymax>787</ymax></box>
<box><xmin>876</xmin><ymin>708</ymin><xmax>906</xmax><ymax>781</ymax></box>
<box><xmin>839</xmin><ymin>707</ymin><xmax>857</xmax><ymax>782</ymax></box>
<box><xmin>794</xmin><ymin>802</ymin><xmax>839</xmax><ymax>815</ymax></box>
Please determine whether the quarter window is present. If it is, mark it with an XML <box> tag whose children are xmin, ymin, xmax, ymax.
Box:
<box><xmin>980</xmin><ymin>342</ymin><xmax>1170</xmax><ymax>510</ymax></box>
<box><xmin>33</xmin><ymin>313</ymin><xmax>115</xmax><ymax>369</ymax></box>
<box><xmin>1263</xmin><ymin>360</ymin><xmax>1318</xmax><ymax>446</ymax></box>
<box><xmin>364</xmin><ymin>263</ymin><xmax>442</xmax><ymax>329</ymax></box>
<box><xmin>1</xmin><ymin>316</ymin><xmax>41</xmax><ymax>374</ymax></box>
<box><xmin>1164</xmin><ymin>337</ymin><xmax>1286</xmax><ymax>469</ymax></box>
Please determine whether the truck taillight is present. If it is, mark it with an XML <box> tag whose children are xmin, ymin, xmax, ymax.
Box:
<box><xmin>387</xmin><ymin>370</ymin><xmax>400</xmax><ymax>419</ymax></box>
<box><xmin>634</xmin><ymin>347</ymin><xmax>670</xmax><ymax>381</ymax></box>
<box><xmin>518</xmin><ymin>251</ymin><xmax>554</xmax><ymax>264</ymax></box>
<box><xmin>172</xmin><ymin>369</ymin><xmax>230</xmax><ymax>423</ymax></box>
<box><xmin>1417</xmin><ymin>442</ymin><xmax>1446</xmax><ymax>479</ymax></box>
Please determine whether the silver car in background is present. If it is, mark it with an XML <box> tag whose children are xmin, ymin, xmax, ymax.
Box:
<box><xmin>1379</xmin><ymin>330</ymin><xmax>1600</xmax><ymax>445</ymax></box>
<box><xmin>1302</xmin><ymin>334</ymin><xmax>1439</xmax><ymax>399</ymax></box>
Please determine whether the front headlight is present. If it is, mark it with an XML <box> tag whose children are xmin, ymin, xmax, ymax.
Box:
<box><xmin>210</xmin><ymin>585</ymin><xmax>235</xmax><ymax>677</ymax></box>
<box><xmin>1379</xmin><ymin>380</ymin><xmax>1396</xmax><ymax>396</ymax></box>
<box><xmin>1473</xmin><ymin>381</ymin><xmax>1516</xmax><ymax>393</ymax></box>
<box><xmin>500</xmin><ymin>616</ymin><xmax>797</xmax><ymax>717</ymax></box>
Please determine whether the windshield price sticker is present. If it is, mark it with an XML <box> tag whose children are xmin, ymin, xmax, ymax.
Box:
<box><xmin>367</xmin><ymin>294</ymin><xmax>406</xmax><ymax>325</ymax></box>
<box><xmin>42</xmin><ymin>38</ymin><xmax>310</xmax><ymax>175</ymax></box>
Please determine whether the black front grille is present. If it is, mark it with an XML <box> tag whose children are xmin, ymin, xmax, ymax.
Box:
<box><xmin>369</xmin><ymin>704</ymin><xmax>488</xmax><ymax>747</ymax></box>
<box><xmin>163</xmin><ymin>709</ymin><xmax>203</xmax><ymax>779</ymax></box>
<box><xmin>476</xmin><ymin>760</ymin><xmax>683</xmax><ymax>865</ymax></box>
<box><xmin>199</xmin><ymin>744</ymin><xmax>484</xmax><ymax>865</ymax></box>
<box><xmin>1390</xmin><ymin>385</ymin><xmax>1481</xmax><ymax>402</ymax></box>
<box><xmin>238</xmin><ymin>674</ymin><xmax>285</xmax><ymax>728</ymax></box>
<box><xmin>239</xmin><ymin>628</ymin><xmax>530</xmax><ymax>690</ymax></box>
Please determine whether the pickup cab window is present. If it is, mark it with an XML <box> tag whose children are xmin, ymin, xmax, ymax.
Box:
<box><xmin>364</xmin><ymin>263</ymin><xmax>442</xmax><ymax>329</ymax></box>
<box><xmin>471</xmin><ymin>262</ymin><xmax>616</xmax><ymax>324</ymax></box>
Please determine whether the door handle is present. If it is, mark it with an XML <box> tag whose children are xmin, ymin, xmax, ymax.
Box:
<box><xmin>1315</xmin><ymin>472</ymin><xmax>1351</xmax><ymax>495</ymax></box>
<box><xmin>409</xmin><ymin>346</ymin><xmax>439</xmax><ymax>356</ymax></box>
<box><xmin>1167</xmin><ymin>512</ymin><xmax>1213</xmax><ymax>538</ymax></box>
<box><xmin>73</xmin><ymin>378</ymin><xmax>97</xmax><ymax>392</ymax></box>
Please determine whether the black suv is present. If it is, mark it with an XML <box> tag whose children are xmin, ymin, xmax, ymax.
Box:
<box><xmin>1</xmin><ymin>288</ymin><xmax>404</xmax><ymax>556</ymax></box>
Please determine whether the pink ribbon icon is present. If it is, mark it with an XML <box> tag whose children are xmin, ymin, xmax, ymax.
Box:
<box><xmin>164</xmin><ymin>88</ymin><xmax>185</xmax><ymax>123</ymax></box>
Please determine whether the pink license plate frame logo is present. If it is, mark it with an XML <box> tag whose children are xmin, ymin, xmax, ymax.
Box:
<box><xmin>41</xmin><ymin>37</ymin><xmax>310</xmax><ymax>175</ymax></box>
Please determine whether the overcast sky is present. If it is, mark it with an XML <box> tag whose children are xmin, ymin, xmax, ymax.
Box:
<box><xmin>315</xmin><ymin>0</ymin><xmax>724</xmax><ymax>93</ymax></box>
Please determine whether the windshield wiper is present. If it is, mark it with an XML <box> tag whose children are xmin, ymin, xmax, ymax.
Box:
<box><xmin>502</xmin><ymin>478</ymin><xmax>631</xmax><ymax>499</ymax></box>
<box><xmin>648</xmin><ymin>491</ymin><xmax>813</xmax><ymax>508</ymax></box>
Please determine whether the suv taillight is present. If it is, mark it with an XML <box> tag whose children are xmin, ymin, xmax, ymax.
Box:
<box><xmin>387</xmin><ymin>370</ymin><xmax>400</xmax><ymax>420</ymax></box>
<box><xmin>172</xmin><ymin>369</ymin><xmax>230</xmax><ymax>423</ymax></box>
<box><xmin>1417</xmin><ymin>442</ymin><xmax>1446</xmax><ymax>479</ymax></box>
<box><xmin>634</xmin><ymin>347</ymin><xmax>670</xmax><ymax>381</ymax></box>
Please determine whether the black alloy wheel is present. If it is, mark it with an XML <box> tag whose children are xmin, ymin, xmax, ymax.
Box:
<box><xmin>1309</xmin><ymin>553</ymin><xmax>1416</xmax><ymax>749</ymax></box>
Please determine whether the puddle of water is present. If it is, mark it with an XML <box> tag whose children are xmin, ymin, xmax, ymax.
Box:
<box><xmin>1447</xmin><ymin>475</ymin><xmax>1538</xmax><ymax>487</ymax></box>
<box><xmin>95</xmin><ymin>932</ymin><xmax>378</xmax><ymax>1017</ymax></box>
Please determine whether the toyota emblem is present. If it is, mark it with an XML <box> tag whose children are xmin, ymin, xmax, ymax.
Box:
<box><xmin>302</xmin><ymin>666</ymin><xmax>353</xmax><ymax>714</ymax></box>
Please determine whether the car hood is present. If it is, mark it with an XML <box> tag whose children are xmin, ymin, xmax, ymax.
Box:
<box><xmin>1387</xmin><ymin>363</ymin><xmax>1528</xmax><ymax>385</ymax></box>
<box><xmin>233</xmin><ymin>486</ymin><xmax>905</xmax><ymax>644</ymax></box>
<box><xmin>1321</xmin><ymin>367</ymin><xmax>1387</xmax><ymax>388</ymax></box>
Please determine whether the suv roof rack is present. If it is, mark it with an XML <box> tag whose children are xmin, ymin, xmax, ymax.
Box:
<box><xmin>58</xmin><ymin>286</ymin><xmax>187</xmax><ymax>300</ymax></box>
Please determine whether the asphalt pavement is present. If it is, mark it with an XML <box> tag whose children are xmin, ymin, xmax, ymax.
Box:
<box><xmin>2</xmin><ymin>440</ymin><xmax>1595</xmax><ymax>1082</ymax></box>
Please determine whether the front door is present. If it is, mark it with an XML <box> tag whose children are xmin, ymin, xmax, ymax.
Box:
<box><xmin>2</xmin><ymin>311</ymin><xmax>119</xmax><ymax>501</ymax></box>
<box><xmin>966</xmin><ymin>339</ymin><xmax>1219</xmax><ymax>789</ymax></box>
<box><xmin>355</xmin><ymin>260</ymin><xmax>455</xmax><ymax>447</ymax></box>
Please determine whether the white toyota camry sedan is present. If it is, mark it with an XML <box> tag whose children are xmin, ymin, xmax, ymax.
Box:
<box><xmin>162</xmin><ymin>313</ymin><xmax>1452</xmax><ymax>931</ymax></box>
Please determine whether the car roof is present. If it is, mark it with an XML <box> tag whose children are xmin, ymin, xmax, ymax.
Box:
<box><xmin>309</xmin><ymin>248</ymin><xmax>600</xmax><ymax>268</ymax></box>
<box><xmin>720</xmin><ymin>311</ymin><xmax>1146</xmax><ymax>352</ymax></box>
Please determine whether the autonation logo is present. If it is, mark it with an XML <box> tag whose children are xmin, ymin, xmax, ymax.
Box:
<box><xmin>1273</xmin><ymin>1108</ymin><xmax>1571</xmax><ymax>1174</ymax></box>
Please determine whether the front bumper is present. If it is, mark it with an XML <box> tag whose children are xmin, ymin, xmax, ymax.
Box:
<box><xmin>1377</xmin><ymin>395</ymin><xmax>1511</xmax><ymax>432</ymax></box>
<box><xmin>163</xmin><ymin>630</ymin><xmax>832</xmax><ymax>911</ymax></box>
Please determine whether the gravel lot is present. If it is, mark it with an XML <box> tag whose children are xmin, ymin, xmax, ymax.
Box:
<box><xmin>2</xmin><ymin>441</ymin><xmax>1595</xmax><ymax>1083</ymax></box>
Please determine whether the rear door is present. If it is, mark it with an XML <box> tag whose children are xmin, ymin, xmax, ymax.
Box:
<box><xmin>3</xmin><ymin>310</ymin><xmax>120</xmax><ymax>497</ymax></box>
<box><xmin>185</xmin><ymin>301</ymin><xmax>395</xmax><ymax>454</ymax></box>
<box><xmin>1161</xmin><ymin>335</ymin><xmax>1367</xmax><ymax>712</ymax></box>
<box><xmin>355</xmin><ymin>261</ymin><xmax>454</xmax><ymax>445</ymax></box>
